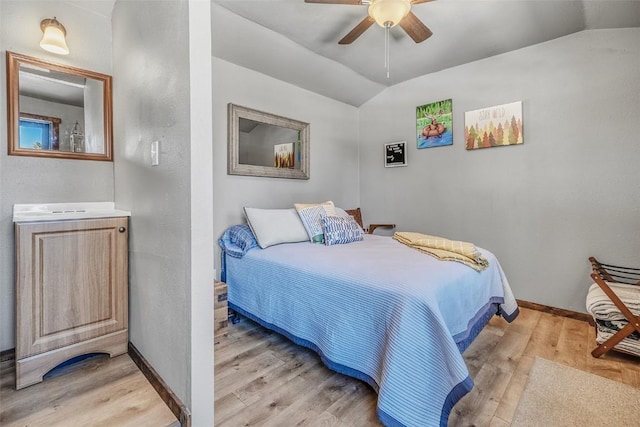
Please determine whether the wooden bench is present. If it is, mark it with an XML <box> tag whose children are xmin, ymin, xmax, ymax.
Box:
<box><xmin>587</xmin><ymin>257</ymin><xmax>640</xmax><ymax>358</ymax></box>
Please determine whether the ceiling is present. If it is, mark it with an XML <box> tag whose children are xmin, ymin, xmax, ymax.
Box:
<box><xmin>211</xmin><ymin>0</ymin><xmax>640</xmax><ymax>106</ymax></box>
<box><xmin>69</xmin><ymin>0</ymin><xmax>640</xmax><ymax>107</ymax></box>
<box><xmin>64</xmin><ymin>0</ymin><xmax>116</xmax><ymax>17</ymax></box>
<box><xmin>20</xmin><ymin>67</ymin><xmax>86</xmax><ymax>107</ymax></box>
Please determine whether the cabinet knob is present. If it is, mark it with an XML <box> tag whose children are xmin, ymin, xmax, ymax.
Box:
<box><xmin>119</xmin><ymin>227</ymin><xmax>126</xmax><ymax>233</ymax></box>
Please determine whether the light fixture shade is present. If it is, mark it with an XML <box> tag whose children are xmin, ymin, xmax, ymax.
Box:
<box><xmin>40</xmin><ymin>17</ymin><xmax>69</xmax><ymax>55</ymax></box>
<box><xmin>368</xmin><ymin>0</ymin><xmax>411</xmax><ymax>28</ymax></box>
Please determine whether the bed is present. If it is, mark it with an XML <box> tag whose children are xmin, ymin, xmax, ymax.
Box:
<box><xmin>219</xmin><ymin>223</ymin><xmax>518</xmax><ymax>427</ymax></box>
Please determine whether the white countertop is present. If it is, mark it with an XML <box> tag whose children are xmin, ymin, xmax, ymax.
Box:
<box><xmin>13</xmin><ymin>202</ymin><xmax>131</xmax><ymax>223</ymax></box>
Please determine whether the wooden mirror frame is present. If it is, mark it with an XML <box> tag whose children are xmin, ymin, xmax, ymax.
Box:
<box><xmin>228</xmin><ymin>103</ymin><xmax>310</xmax><ymax>179</ymax></box>
<box><xmin>6</xmin><ymin>51</ymin><xmax>113</xmax><ymax>161</ymax></box>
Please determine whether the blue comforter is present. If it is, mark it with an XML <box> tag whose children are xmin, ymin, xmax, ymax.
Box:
<box><xmin>220</xmin><ymin>232</ymin><xmax>518</xmax><ymax>427</ymax></box>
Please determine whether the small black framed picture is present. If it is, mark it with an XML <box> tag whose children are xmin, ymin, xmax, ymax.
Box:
<box><xmin>384</xmin><ymin>141</ymin><xmax>407</xmax><ymax>168</ymax></box>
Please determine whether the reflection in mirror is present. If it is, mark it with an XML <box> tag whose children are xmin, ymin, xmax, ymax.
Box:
<box><xmin>7</xmin><ymin>51</ymin><xmax>113</xmax><ymax>161</ymax></box>
<box><xmin>238</xmin><ymin>118</ymin><xmax>302</xmax><ymax>168</ymax></box>
<box><xmin>228</xmin><ymin>104</ymin><xmax>310</xmax><ymax>179</ymax></box>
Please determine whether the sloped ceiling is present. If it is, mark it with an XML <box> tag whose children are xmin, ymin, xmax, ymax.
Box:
<box><xmin>69</xmin><ymin>1</ymin><xmax>640</xmax><ymax>106</ymax></box>
<box><xmin>212</xmin><ymin>0</ymin><xmax>640</xmax><ymax>106</ymax></box>
<box><xmin>64</xmin><ymin>0</ymin><xmax>116</xmax><ymax>17</ymax></box>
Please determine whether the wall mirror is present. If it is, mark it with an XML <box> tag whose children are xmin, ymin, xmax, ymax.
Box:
<box><xmin>6</xmin><ymin>51</ymin><xmax>113</xmax><ymax>161</ymax></box>
<box><xmin>228</xmin><ymin>103</ymin><xmax>310</xmax><ymax>179</ymax></box>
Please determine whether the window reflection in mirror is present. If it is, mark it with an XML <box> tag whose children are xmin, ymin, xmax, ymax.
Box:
<box><xmin>228</xmin><ymin>104</ymin><xmax>310</xmax><ymax>179</ymax></box>
<box><xmin>19</xmin><ymin>113</ymin><xmax>60</xmax><ymax>150</ymax></box>
<box><xmin>6</xmin><ymin>51</ymin><xmax>113</xmax><ymax>161</ymax></box>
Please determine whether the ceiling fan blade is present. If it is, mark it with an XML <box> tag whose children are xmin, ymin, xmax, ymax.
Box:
<box><xmin>339</xmin><ymin>16</ymin><xmax>375</xmax><ymax>44</ymax></box>
<box><xmin>304</xmin><ymin>0</ymin><xmax>363</xmax><ymax>4</ymax></box>
<box><xmin>411</xmin><ymin>0</ymin><xmax>436</xmax><ymax>4</ymax></box>
<box><xmin>399</xmin><ymin>11</ymin><xmax>433</xmax><ymax>43</ymax></box>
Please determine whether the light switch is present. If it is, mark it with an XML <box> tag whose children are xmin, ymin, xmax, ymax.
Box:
<box><xmin>151</xmin><ymin>140</ymin><xmax>159</xmax><ymax>166</ymax></box>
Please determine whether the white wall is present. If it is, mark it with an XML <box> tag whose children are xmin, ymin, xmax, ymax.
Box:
<box><xmin>112</xmin><ymin>1</ymin><xmax>214</xmax><ymax>424</ymax></box>
<box><xmin>112</xmin><ymin>0</ymin><xmax>191</xmax><ymax>407</ymax></box>
<box><xmin>358</xmin><ymin>28</ymin><xmax>640</xmax><ymax>313</ymax></box>
<box><xmin>212</xmin><ymin>57</ymin><xmax>361</xmax><ymax>270</ymax></box>
<box><xmin>188</xmin><ymin>1</ymin><xmax>215</xmax><ymax>424</ymax></box>
<box><xmin>83</xmin><ymin>78</ymin><xmax>105</xmax><ymax>154</ymax></box>
<box><xmin>0</xmin><ymin>1</ymin><xmax>113</xmax><ymax>352</ymax></box>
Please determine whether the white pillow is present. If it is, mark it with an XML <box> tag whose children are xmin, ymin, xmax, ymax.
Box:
<box><xmin>333</xmin><ymin>207</ymin><xmax>351</xmax><ymax>218</ymax></box>
<box><xmin>243</xmin><ymin>207</ymin><xmax>309</xmax><ymax>249</ymax></box>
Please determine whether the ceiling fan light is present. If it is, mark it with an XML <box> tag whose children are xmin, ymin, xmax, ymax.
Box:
<box><xmin>368</xmin><ymin>0</ymin><xmax>411</xmax><ymax>28</ymax></box>
<box><xmin>40</xmin><ymin>17</ymin><xmax>69</xmax><ymax>55</ymax></box>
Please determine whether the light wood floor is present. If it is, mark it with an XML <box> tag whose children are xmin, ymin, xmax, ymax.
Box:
<box><xmin>0</xmin><ymin>353</ymin><xmax>179</xmax><ymax>427</ymax></box>
<box><xmin>2</xmin><ymin>308</ymin><xmax>638</xmax><ymax>426</ymax></box>
<box><xmin>215</xmin><ymin>307</ymin><xmax>640</xmax><ymax>426</ymax></box>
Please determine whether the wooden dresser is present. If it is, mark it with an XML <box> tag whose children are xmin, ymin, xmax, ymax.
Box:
<box><xmin>214</xmin><ymin>281</ymin><xmax>229</xmax><ymax>339</ymax></box>
<box><xmin>14</xmin><ymin>216</ymin><xmax>129</xmax><ymax>389</ymax></box>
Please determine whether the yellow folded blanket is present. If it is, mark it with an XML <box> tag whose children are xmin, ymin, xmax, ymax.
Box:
<box><xmin>393</xmin><ymin>231</ymin><xmax>489</xmax><ymax>272</ymax></box>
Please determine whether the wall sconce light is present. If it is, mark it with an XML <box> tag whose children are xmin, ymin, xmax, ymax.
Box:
<box><xmin>40</xmin><ymin>17</ymin><xmax>69</xmax><ymax>55</ymax></box>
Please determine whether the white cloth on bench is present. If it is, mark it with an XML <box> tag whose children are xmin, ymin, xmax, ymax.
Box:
<box><xmin>586</xmin><ymin>281</ymin><xmax>640</xmax><ymax>356</ymax></box>
<box><xmin>586</xmin><ymin>281</ymin><xmax>640</xmax><ymax>320</ymax></box>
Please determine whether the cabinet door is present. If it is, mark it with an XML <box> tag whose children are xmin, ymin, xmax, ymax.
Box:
<box><xmin>16</xmin><ymin>217</ymin><xmax>128</xmax><ymax>359</ymax></box>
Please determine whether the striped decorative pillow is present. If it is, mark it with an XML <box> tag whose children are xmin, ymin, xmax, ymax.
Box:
<box><xmin>294</xmin><ymin>201</ymin><xmax>335</xmax><ymax>243</ymax></box>
<box><xmin>321</xmin><ymin>215</ymin><xmax>364</xmax><ymax>246</ymax></box>
<box><xmin>296</xmin><ymin>205</ymin><xmax>328</xmax><ymax>243</ymax></box>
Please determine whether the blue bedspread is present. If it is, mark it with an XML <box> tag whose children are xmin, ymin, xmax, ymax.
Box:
<box><xmin>221</xmin><ymin>233</ymin><xmax>519</xmax><ymax>427</ymax></box>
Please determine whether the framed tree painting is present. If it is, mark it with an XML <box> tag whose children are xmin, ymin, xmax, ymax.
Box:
<box><xmin>274</xmin><ymin>142</ymin><xmax>294</xmax><ymax>168</ymax></box>
<box><xmin>464</xmin><ymin>101</ymin><xmax>523</xmax><ymax>150</ymax></box>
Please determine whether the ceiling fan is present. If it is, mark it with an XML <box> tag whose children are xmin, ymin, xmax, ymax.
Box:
<box><xmin>305</xmin><ymin>0</ymin><xmax>435</xmax><ymax>45</ymax></box>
